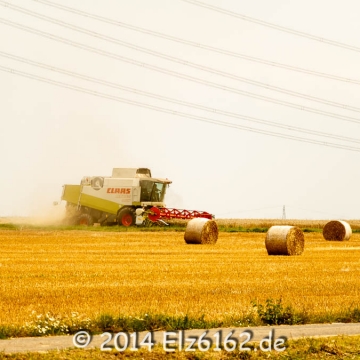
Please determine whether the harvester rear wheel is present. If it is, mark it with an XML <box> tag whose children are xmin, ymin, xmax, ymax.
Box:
<box><xmin>117</xmin><ymin>207</ymin><xmax>135</xmax><ymax>227</ymax></box>
<box><xmin>78</xmin><ymin>213</ymin><xmax>94</xmax><ymax>226</ymax></box>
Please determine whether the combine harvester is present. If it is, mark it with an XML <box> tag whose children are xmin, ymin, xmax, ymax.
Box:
<box><xmin>61</xmin><ymin>167</ymin><xmax>213</xmax><ymax>226</ymax></box>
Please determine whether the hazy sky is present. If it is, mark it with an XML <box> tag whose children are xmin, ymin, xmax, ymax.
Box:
<box><xmin>1</xmin><ymin>0</ymin><xmax>360</xmax><ymax>220</ymax></box>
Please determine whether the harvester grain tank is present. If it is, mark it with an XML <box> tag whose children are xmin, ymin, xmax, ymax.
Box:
<box><xmin>61</xmin><ymin>167</ymin><xmax>212</xmax><ymax>226</ymax></box>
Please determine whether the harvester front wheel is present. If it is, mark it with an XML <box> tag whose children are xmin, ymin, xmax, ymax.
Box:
<box><xmin>78</xmin><ymin>213</ymin><xmax>94</xmax><ymax>226</ymax></box>
<box><xmin>117</xmin><ymin>208</ymin><xmax>135</xmax><ymax>227</ymax></box>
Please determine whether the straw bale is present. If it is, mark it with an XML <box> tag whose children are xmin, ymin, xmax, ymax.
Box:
<box><xmin>265</xmin><ymin>225</ymin><xmax>304</xmax><ymax>256</ymax></box>
<box><xmin>184</xmin><ymin>218</ymin><xmax>218</xmax><ymax>244</ymax></box>
<box><xmin>323</xmin><ymin>220</ymin><xmax>352</xmax><ymax>241</ymax></box>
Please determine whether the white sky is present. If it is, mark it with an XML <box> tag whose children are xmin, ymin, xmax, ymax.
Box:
<box><xmin>0</xmin><ymin>0</ymin><xmax>360</xmax><ymax>220</ymax></box>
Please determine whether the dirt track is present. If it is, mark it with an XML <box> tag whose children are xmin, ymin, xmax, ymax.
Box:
<box><xmin>1</xmin><ymin>323</ymin><xmax>360</xmax><ymax>354</ymax></box>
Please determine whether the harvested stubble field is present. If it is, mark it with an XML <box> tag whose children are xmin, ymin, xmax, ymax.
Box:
<box><xmin>1</xmin><ymin>226</ymin><xmax>360</xmax><ymax>329</ymax></box>
<box><xmin>215</xmin><ymin>218</ymin><xmax>360</xmax><ymax>231</ymax></box>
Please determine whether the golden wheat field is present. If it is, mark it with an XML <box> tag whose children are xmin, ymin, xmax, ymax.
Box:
<box><xmin>215</xmin><ymin>218</ymin><xmax>360</xmax><ymax>230</ymax></box>
<box><xmin>1</xmin><ymin>227</ymin><xmax>360</xmax><ymax>326</ymax></box>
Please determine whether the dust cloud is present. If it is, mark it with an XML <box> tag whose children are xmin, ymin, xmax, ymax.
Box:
<box><xmin>0</xmin><ymin>203</ymin><xmax>66</xmax><ymax>226</ymax></box>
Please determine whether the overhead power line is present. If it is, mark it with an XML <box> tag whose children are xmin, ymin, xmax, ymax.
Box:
<box><xmin>180</xmin><ymin>0</ymin><xmax>360</xmax><ymax>53</ymax></box>
<box><xmin>2</xmin><ymin>64</ymin><xmax>360</xmax><ymax>153</ymax></box>
<box><xmin>29</xmin><ymin>0</ymin><xmax>360</xmax><ymax>86</ymax></box>
<box><xmin>2</xmin><ymin>1</ymin><xmax>360</xmax><ymax>113</ymax></box>
<box><xmin>2</xmin><ymin>50</ymin><xmax>360</xmax><ymax>145</ymax></box>
<box><xmin>1</xmin><ymin>18</ymin><xmax>360</xmax><ymax>126</ymax></box>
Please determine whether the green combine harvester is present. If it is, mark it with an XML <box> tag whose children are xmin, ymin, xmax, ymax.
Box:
<box><xmin>61</xmin><ymin>167</ymin><xmax>212</xmax><ymax>226</ymax></box>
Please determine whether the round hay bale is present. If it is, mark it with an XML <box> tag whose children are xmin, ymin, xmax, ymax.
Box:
<box><xmin>323</xmin><ymin>220</ymin><xmax>352</xmax><ymax>241</ymax></box>
<box><xmin>265</xmin><ymin>225</ymin><xmax>304</xmax><ymax>256</ymax></box>
<box><xmin>184</xmin><ymin>218</ymin><xmax>218</xmax><ymax>245</ymax></box>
